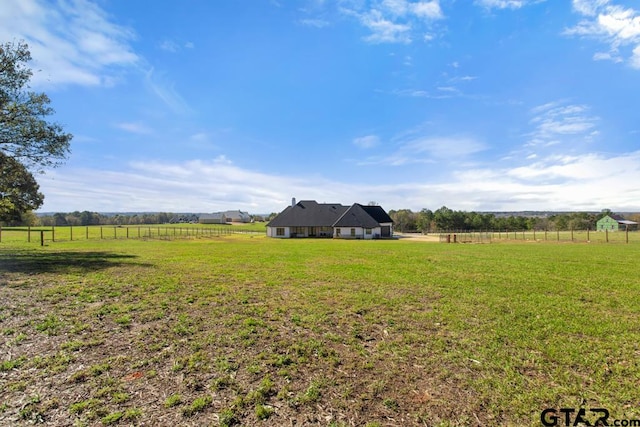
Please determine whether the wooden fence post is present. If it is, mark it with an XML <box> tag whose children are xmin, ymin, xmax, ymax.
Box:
<box><xmin>52</xmin><ymin>226</ymin><xmax>55</xmax><ymax>242</ymax></box>
<box><xmin>100</xmin><ymin>227</ymin><xmax>103</xmax><ymax>239</ymax></box>
<box><xmin>70</xmin><ymin>225</ymin><xmax>73</xmax><ymax>241</ymax></box>
<box><xmin>28</xmin><ymin>226</ymin><xmax>31</xmax><ymax>243</ymax></box>
<box><xmin>0</xmin><ymin>225</ymin><xmax>2</xmax><ymax>243</ymax></box>
<box><xmin>40</xmin><ymin>231</ymin><xmax>44</xmax><ymax>246</ymax></box>
<box><xmin>605</xmin><ymin>229</ymin><xmax>608</xmax><ymax>243</ymax></box>
<box><xmin>86</xmin><ymin>226</ymin><xmax>89</xmax><ymax>240</ymax></box>
<box><xmin>626</xmin><ymin>228</ymin><xmax>629</xmax><ymax>244</ymax></box>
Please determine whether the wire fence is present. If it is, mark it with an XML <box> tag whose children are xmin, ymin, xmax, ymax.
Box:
<box><xmin>0</xmin><ymin>225</ymin><xmax>263</xmax><ymax>245</ymax></box>
<box><xmin>437</xmin><ymin>229</ymin><xmax>639</xmax><ymax>244</ymax></box>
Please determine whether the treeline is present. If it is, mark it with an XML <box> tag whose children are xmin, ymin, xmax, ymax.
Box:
<box><xmin>389</xmin><ymin>207</ymin><xmax>638</xmax><ymax>233</ymax></box>
<box><xmin>9</xmin><ymin>211</ymin><xmax>267</xmax><ymax>227</ymax></box>
<box><xmin>4</xmin><ymin>207</ymin><xmax>637</xmax><ymax>231</ymax></box>
<box><xmin>26</xmin><ymin>211</ymin><xmax>180</xmax><ymax>226</ymax></box>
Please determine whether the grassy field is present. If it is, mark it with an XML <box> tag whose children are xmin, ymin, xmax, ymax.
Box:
<box><xmin>0</xmin><ymin>222</ymin><xmax>266</xmax><ymax>244</ymax></box>
<box><xmin>459</xmin><ymin>229</ymin><xmax>640</xmax><ymax>244</ymax></box>
<box><xmin>1</xmin><ymin>235</ymin><xmax>639</xmax><ymax>426</ymax></box>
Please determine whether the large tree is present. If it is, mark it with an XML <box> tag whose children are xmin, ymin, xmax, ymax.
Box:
<box><xmin>0</xmin><ymin>41</ymin><xmax>72</xmax><ymax>222</ymax></box>
<box><xmin>0</xmin><ymin>152</ymin><xmax>44</xmax><ymax>222</ymax></box>
<box><xmin>1</xmin><ymin>41</ymin><xmax>72</xmax><ymax>170</ymax></box>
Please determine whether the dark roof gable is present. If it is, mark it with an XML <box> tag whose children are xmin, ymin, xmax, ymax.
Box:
<box><xmin>333</xmin><ymin>203</ymin><xmax>392</xmax><ymax>228</ymax></box>
<box><xmin>267</xmin><ymin>200</ymin><xmax>348</xmax><ymax>227</ymax></box>
<box><xmin>360</xmin><ymin>204</ymin><xmax>393</xmax><ymax>224</ymax></box>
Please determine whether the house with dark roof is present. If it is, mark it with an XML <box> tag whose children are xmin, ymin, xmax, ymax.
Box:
<box><xmin>596</xmin><ymin>214</ymin><xmax>638</xmax><ymax>231</ymax></box>
<box><xmin>266</xmin><ymin>199</ymin><xmax>393</xmax><ymax>239</ymax></box>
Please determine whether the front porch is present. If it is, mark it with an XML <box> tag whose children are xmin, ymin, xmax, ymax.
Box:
<box><xmin>289</xmin><ymin>226</ymin><xmax>334</xmax><ymax>238</ymax></box>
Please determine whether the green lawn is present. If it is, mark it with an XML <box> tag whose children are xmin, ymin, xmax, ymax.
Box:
<box><xmin>1</xmin><ymin>235</ymin><xmax>639</xmax><ymax>426</ymax></box>
<box><xmin>0</xmin><ymin>222</ymin><xmax>266</xmax><ymax>244</ymax></box>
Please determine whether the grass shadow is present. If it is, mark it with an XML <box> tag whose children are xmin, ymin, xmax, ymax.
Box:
<box><xmin>0</xmin><ymin>249</ymin><xmax>152</xmax><ymax>274</ymax></box>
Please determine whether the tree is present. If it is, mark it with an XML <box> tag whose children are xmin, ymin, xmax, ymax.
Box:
<box><xmin>0</xmin><ymin>152</ymin><xmax>44</xmax><ymax>222</ymax></box>
<box><xmin>1</xmin><ymin>41</ymin><xmax>72</xmax><ymax>170</ymax></box>
<box><xmin>52</xmin><ymin>212</ymin><xmax>68</xmax><ymax>226</ymax></box>
<box><xmin>389</xmin><ymin>209</ymin><xmax>416</xmax><ymax>232</ymax></box>
<box><xmin>416</xmin><ymin>209</ymin><xmax>434</xmax><ymax>233</ymax></box>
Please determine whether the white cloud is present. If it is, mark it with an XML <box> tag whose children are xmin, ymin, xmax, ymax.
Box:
<box><xmin>298</xmin><ymin>18</ymin><xmax>331</xmax><ymax>28</ymax></box>
<box><xmin>353</xmin><ymin>135</ymin><xmax>381</xmax><ymax>149</ymax></box>
<box><xmin>437</xmin><ymin>86</ymin><xmax>459</xmax><ymax>93</ymax></box>
<box><xmin>403</xmin><ymin>136</ymin><xmax>486</xmax><ymax>159</ymax></box>
<box><xmin>632</xmin><ymin>45</ymin><xmax>640</xmax><ymax>67</ymax></box>
<box><xmin>572</xmin><ymin>0</ymin><xmax>611</xmax><ymax>16</ymax></box>
<box><xmin>190</xmin><ymin>132</ymin><xmax>210</xmax><ymax>142</ymax></box>
<box><xmin>566</xmin><ymin>0</ymin><xmax>640</xmax><ymax>68</ymax></box>
<box><xmin>339</xmin><ymin>0</ymin><xmax>444</xmax><ymax>44</ymax></box>
<box><xmin>0</xmin><ymin>0</ymin><xmax>190</xmax><ymax>113</ymax></box>
<box><xmin>159</xmin><ymin>39</ymin><xmax>196</xmax><ymax>52</ymax></box>
<box><xmin>0</xmin><ymin>0</ymin><xmax>139</xmax><ymax>88</ymax></box>
<box><xmin>358</xmin><ymin>133</ymin><xmax>487</xmax><ymax>166</ymax></box>
<box><xmin>144</xmin><ymin>68</ymin><xmax>192</xmax><ymax>115</ymax></box>
<box><xmin>380</xmin><ymin>0</ymin><xmax>442</xmax><ymax>18</ymax></box>
<box><xmin>159</xmin><ymin>40</ymin><xmax>180</xmax><ymax>52</ymax></box>
<box><xmin>526</xmin><ymin>101</ymin><xmax>599</xmax><ymax>147</ymax></box>
<box><xmin>474</xmin><ymin>0</ymin><xmax>545</xmax><ymax>10</ymax></box>
<box><xmin>37</xmin><ymin>151</ymin><xmax>640</xmax><ymax>213</ymax></box>
<box><xmin>115</xmin><ymin>122</ymin><xmax>153</xmax><ymax>135</ymax></box>
<box><xmin>445</xmin><ymin>151</ymin><xmax>640</xmax><ymax>210</ymax></box>
<box><xmin>360</xmin><ymin>9</ymin><xmax>412</xmax><ymax>43</ymax></box>
<box><xmin>411</xmin><ymin>1</ymin><xmax>443</xmax><ymax>19</ymax></box>
<box><xmin>593</xmin><ymin>51</ymin><xmax>623</xmax><ymax>62</ymax></box>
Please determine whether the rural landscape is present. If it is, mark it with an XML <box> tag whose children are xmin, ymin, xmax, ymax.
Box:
<box><xmin>3</xmin><ymin>1</ymin><xmax>640</xmax><ymax>426</ymax></box>
<box><xmin>1</xmin><ymin>226</ymin><xmax>640</xmax><ymax>426</ymax></box>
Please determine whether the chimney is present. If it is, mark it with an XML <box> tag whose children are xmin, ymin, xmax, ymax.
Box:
<box><xmin>292</xmin><ymin>197</ymin><xmax>296</xmax><ymax>207</ymax></box>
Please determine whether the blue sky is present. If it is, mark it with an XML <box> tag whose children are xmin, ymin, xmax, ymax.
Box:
<box><xmin>2</xmin><ymin>0</ymin><xmax>640</xmax><ymax>214</ymax></box>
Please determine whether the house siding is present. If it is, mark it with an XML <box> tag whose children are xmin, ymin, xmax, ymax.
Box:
<box><xmin>266</xmin><ymin>226</ymin><xmax>290</xmax><ymax>238</ymax></box>
<box><xmin>595</xmin><ymin>215</ymin><xmax>639</xmax><ymax>231</ymax></box>
<box><xmin>597</xmin><ymin>215</ymin><xmax>620</xmax><ymax>231</ymax></box>
<box><xmin>224</xmin><ymin>210</ymin><xmax>251</xmax><ymax>223</ymax></box>
<box><xmin>333</xmin><ymin>226</ymin><xmax>389</xmax><ymax>239</ymax></box>
<box><xmin>199</xmin><ymin>214</ymin><xmax>227</xmax><ymax>224</ymax></box>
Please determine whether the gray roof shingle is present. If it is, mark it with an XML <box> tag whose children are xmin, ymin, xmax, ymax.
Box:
<box><xmin>267</xmin><ymin>201</ymin><xmax>393</xmax><ymax>228</ymax></box>
<box><xmin>333</xmin><ymin>204</ymin><xmax>385</xmax><ymax>228</ymax></box>
<box><xmin>267</xmin><ymin>200</ymin><xmax>348</xmax><ymax>227</ymax></box>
